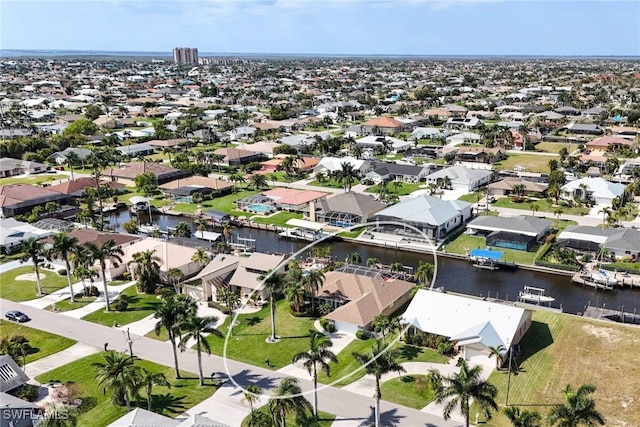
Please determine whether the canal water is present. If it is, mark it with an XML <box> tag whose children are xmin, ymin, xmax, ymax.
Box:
<box><xmin>108</xmin><ymin>210</ymin><xmax>640</xmax><ymax>317</ymax></box>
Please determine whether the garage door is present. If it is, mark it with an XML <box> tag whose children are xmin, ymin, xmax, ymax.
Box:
<box><xmin>333</xmin><ymin>320</ymin><xmax>360</xmax><ymax>335</ymax></box>
<box><xmin>465</xmin><ymin>346</ymin><xmax>494</xmax><ymax>368</ymax></box>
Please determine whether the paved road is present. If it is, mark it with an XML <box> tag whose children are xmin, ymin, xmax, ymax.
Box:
<box><xmin>1</xmin><ymin>298</ymin><xmax>461</xmax><ymax>427</ymax></box>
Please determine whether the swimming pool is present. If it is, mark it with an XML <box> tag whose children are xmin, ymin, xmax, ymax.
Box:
<box><xmin>247</xmin><ymin>204</ymin><xmax>274</xmax><ymax>213</ymax></box>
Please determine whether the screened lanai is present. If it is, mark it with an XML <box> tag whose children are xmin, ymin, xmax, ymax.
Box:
<box><xmin>317</xmin><ymin>211</ymin><xmax>361</xmax><ymax>228</ymax></box>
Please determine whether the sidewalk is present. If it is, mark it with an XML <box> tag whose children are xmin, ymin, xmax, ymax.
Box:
<box><xmin>25</xmin><ymin>342</ymin><xmax>100</xmax><ymax>379</ymax></box>
<box><xmin>59</xmin><ymin>281</ymin><xmax>137</xmax><ymax>319</ymax></box>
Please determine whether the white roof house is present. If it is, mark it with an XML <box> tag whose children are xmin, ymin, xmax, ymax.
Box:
<box><xmin>355</xmin><ymin>135</ymin><xmax>412</xmax><ymax>153</ymax></box>
<box><xmin>424</xmin><ymin>166</ymin><xmax>493</xmax><ymax>191</ymax></box>
<box><xmin>313</xmin><ymin>156</ymin><xmax>371</xmax><ymax>175</ymax></box>
<box><xmin>402</xmin><ymin>290</ymin><xmax>532</xmax><ymax>367</ymax></box>
<box><xmin>560</xmin><ymin>177</ymin><xmax>625</xmax><ymax>206</ymax></box>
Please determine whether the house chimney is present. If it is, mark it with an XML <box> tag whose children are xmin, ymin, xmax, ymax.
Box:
<box><xmin>309</xmin><ymin>200</ymin><xmax>316</xmax><ymax>222</ymax></box>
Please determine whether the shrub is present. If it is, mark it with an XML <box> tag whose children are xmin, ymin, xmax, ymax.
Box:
<box><xmin>320</xmin><ymin>318</ymin><xmax>336</xmax><ymax>333</ymax></box>
<box><xmin>208</xmin><ymin>301</ymin><xmax>230</xmax><ymax>315</ymax></box>
<box><xmin>122</xmin><ymin>271</ymin><xmax>131</xmax><ymax>280</ymax></box>
<box><xmin>356</xmin><ymin>330</ymin><xmax>369</xmax><ymax>340</ymax></box>
<box><xmin>437</xmin><ymin>341</ymin><xmax>455</xmax><ymax>355</ymax></box>
<box><xmin>401</xmin><ymin>375</ymin><xmax>415</xmax><ymax>383</ymax></box>
<box><xmin>57</xmin><ymin>269</ymin><xmax>67</xmax><ymax>276</ymax></box>
<box><xmin>14</xmin><ymin>384</ymin><xmax>39</xmax><ymax>402</ymax></box>
<box><xmin>86</xmin><ymin>286</ymin><xmax>100</xmax><ymax>297</ymax></box>
<box><xmin>114</xmin><ymin>298</ymin><xmax>129</xmax><ymax>312</ymax></box>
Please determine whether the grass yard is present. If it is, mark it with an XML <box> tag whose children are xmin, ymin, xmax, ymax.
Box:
<box><xmin>380</xmin><ymin>375</ymin><xmax>436</xmax><ymax>409</ymax></box>
<box><xmin>251</xmin><ymin>211</ymin><xmax>303</xmax><ymax>227</ymax></box>
<box><xmin>308</xmin><ymin>178</ymin><xmax>357</xmax><ymax>189</ymax></box>
<box><xmin>0</xmin><ymin>251</ymin><xmax>25</xmax><ymax>264</ymax></box>
<box><xmin>533</xmin><ymin>141</ymin><xmax>573</xmax><ymax>154</ymax></box>
<box><xmin>146</xmin><ymin>326</ymin><xmax>170</xmax><ymax>341</ymax></box>
<box><xmin>495</xmin><ymin>153</ymin><xmax>559</xmax><ymax>174</ymax></box>
<box><xmin>45</xmin><ymin>295</ymin><xmax>97</xmax><ymax>312</ymax></box>
<box><xmin>35</xmin><ymin>353</ymin><xmax>218</xmax><ymax>427</ymax></box>
<box><xmin>365</xmin><ymin>182</ymin><xmax>424</xmax><ymax>196</ymax></box>
<box><xmin>0</xmin><ymin>320</ymin><xmax>76</xmax><ymax>365</ymax></box>
<box><xmin>317</xmin><ymin>337</ymin><xmax>448</xmax><ymax>387</ymax></box>
<box><xmin>477</xmin><ymin>310</ymin><xmax>640</xmax><ymax>427</ymax></box>
<box><xmin>492</xmin><ymin>197</ymin><xmax>590</xmax><ymax>216</ymax></box>
<box><xmin>82</xmin><ymin>285</ymin><xmax>162</xmax><ymax>326</ymax></box>
<box><xmin>241</xmin><ymin>407</ymin><xmax>335</xmax><ymax>427</ymax></box>
<box><xmin>458</xmin><ymin>191</ymin><xmax>484</xmax><ymax>203</ymax></box>
<box><xmin>443</xmin><ymin>233</ymin><xmax>542</xmax><ymax>265</ymax></box>
<box><xmin>337</xmin><ymin>228</ymin><xmax>365</xmax><ymax>238</ymax></box>
<box><xmin>204</xmin><ymin>299</ymin><xmax>317</xmax><ymax>369</ymax></box>
<box><xmin>0</xmin><ymin>174</ymin><xmax>67</xmax><ymax>186</ymax></box>
<box><xmin>204</xmin><ymin>190</ymin><xmax>261</xmax><ymax>217</ymax></box>
<box><xmin>0</xmin><ymin>265</ymin><xmax>70</xmax><ymax>302</ymax></box>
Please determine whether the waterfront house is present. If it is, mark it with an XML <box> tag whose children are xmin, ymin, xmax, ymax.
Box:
<box><xmin>259</xmin><ymin>188</ymin><xmax>329</xmax><ymax>212</ymax></box>
<box><xmin>158</xmin><ymin>176</ymin><xmax>234</xmax><ymax>202</ymax></box>
<box><xmin>103</xmin><ymin>162</ymin><xmax>190</xmax><ymax>186</ymax></box>
<box><xmin>47</xmin><ymin>177</ymin><xmax>125</xmax><ymax>198</ymax></box>
<box><xmin>0</xmin><ymin>218</ymin><xmax>57</xmax><ymax>254</ymax></box>
<box><xmin>0</xmin><ymin>184</ymin><xmax>73</xmax><ymax>218</ymax></box>
<box><xmin>557</xmin><ymin>225</ymin><xmax>640</xmax><ymax>260</ymax></box>
<box><xmin>304</xmin><ymin>191</ymin><xmax>386</xmax><ymax>227</ymax></box>
<box><xmin>424</xmin><ymin>166</ymin><xmax>493</xmax><ymax>192</ymax></box>
<box><xmin>402</xmin><ymin>290</ymin><xmax>531</xmax><ymax>368</ymax></box>
<box><xmin>466</xmin><ymin>215</ymin><xmax>551</xmax><ymax>251</ymax></box>
<box><xmin>370</xmin><ymin>195</ymin><xmax>471</xmax><ymax>241</ymax></box>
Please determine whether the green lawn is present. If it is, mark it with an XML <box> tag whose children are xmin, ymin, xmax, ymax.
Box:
<box><xmin>35</xmin><ymin>353</ymin><xmax>218</xmax><ymax>427</ymax></box>
<box><xmin>242</xmin><ymin>407</ymin><xmax>335</xmax><ymax>427</ymax></box>
<box><xmin>146</xmin><ymin>326</ymin><xmax>170</xmax><ymax>342</ymax></box>
<box><xmin>252</xmin><ymin>211</ymin><xmax>303</xmax><ymax>227</ymax></box>
<box><xmin>380</xmin><ymin>375</ymin><xmax>436</xmax><ymax>409</ymax></box>
<box><xmin>495</xmin><ymin>153</ymin><xmax>559</xmax><ymax>174</ymax></box>
<box><xmin>492</xmin><ymin>197</ymin><xmax>590</xmax><ymax>216</ymax></box>
<box><xmin>365</xmin><ymin>182</ymin><xmax>424</xmax><ymax>196</ymax></box>
<box><xmin>203</xmin><ymin>190</ymin><xmax>261</xmax><ymax>217</ymax></box>
<box><xmin>317</xmin><ymin>337</ymin><xmax>448</xmax><ymax>387</ymax></box>
<box><xmin>45</xmin><ymin>295</ymin><xmax>97</xmax><ymax>312</ymax></box>
<box><xmin>204</xmin><ymin>299</ymin><xmax>317</xmax><ymax>369</ymax></box>
<box><xmin>533</xmin><ymin>141</ymin><xmax>572</xmax><ymax>154</ymax></box>
<box><xmin>82</xmin><ymin>286</ymin><xmax>162</xmax><ymax>326</ymax></box>
<box><xmin>0</xmin><ymin>320</ymin><xmax>76</xmax><ymax>365</ymax></box>
<box><xmin>478</xmin><ymin>310</ymin><xmax>640</xmax><ymax>427</ymax></box>
<box><xmin>0</xmin><ymin>174</ymin><xmax>67</xmax><ymax>186</ymax></box>
<box><xmin>0</xmin><ymin>265</ymin><xmax>70</xmax><ymax>302</ymax></box>
<box><xmin>337</xmin><ymin>228</ymin><xmax>365</xmax><ymax>238</ymax></box>
<box><xmin>0</xmin><ymin>251</ymin><xmax>25</xmax><ymax>264</ymax></box>
<box><xmin>308</xmin><ymin>178</ymin><xmax>357</xmax><ymax>189</ymax></box>
<box><xmin>119</xmin><ymin>189</ymin><xmax>172</xmax><ymax>208</ymax></box>
<box><xmin>443</xmin><ymin>233</ymin><xmax>542</xmax><ymax>265</ymax></box>
<box><xmin>458</xmin><ymin>191</ymin><xmax>484</xmax><ymax>203</ymax></box>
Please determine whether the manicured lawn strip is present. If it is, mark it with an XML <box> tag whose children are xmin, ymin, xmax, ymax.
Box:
<box><xmin>458</xmin><ymin>191</ymin><xmax>483</xmax><ymax>203</ymax></box>
<box><xmin>477</xmin><ymin>310</ymin><xmax>640</xmax><ymax>427</ymax></box>
<box><xmin>0</xmin><ymin>174</ymin><xmax>67</xmax><ymax>186</ymax></box>
<box><xmin>492</xmin><ymin>197</ymin><xmax>590</xmax><ymax>216</ymax></box>
<box><xmin>393</xmin><ymin>342</ymin><xmax>449</xmax><ymax>364</ymax></box>
<box><xmin>606</xmin><ymin>261</ymin><xmax>640</xmax><ymax>272</ymax></box>
<box><xmin>34</xmin><ymin>353</ymin><xmax>217</xmax><ymax>427</ymax></box>
<box><xmin>241</xmin><ymin>407</ymin><xmax>335</xmax><ymax>427</ymax></box>
<box><xmin>0</xmin><ymin>320</ymin><xmax>76</xmax><ymax>365</ymax></box>
<box><xmin>204</xmin><ymin>190</ymin><xmax>261</xmax><ymax>217</ymax></box>
<box><xmin>495</xmin><ymin>153</ymin><xmax>559</xmax><ymax>174</ymax></box>
<box><xmin>82</xmin><ymin>286</ymin><xmax>161</xmax><ymax>326</ymax></box>
<box><xmin>533</xmin><ymin>141</ymin><xmax>572</xmax><ymax>154</ymax></box>
<box><xmin>146</xmin><ymin>326</ymin><xmax>170</xmax><ymax>341</ymax></box>
<box><xmin>337</xmin><ymin>228</ymin><xmax>365</xmax><ymax>238</ymax></box>
<box><xmin>308</xmin><ymin>178</ymin><xmax>358</xmax><ymax>189</ymax></box>
<box><xmin>0</xmin><ymin>251</ymin><xmax>25</xmax><ymax>264</ymax></box>
<box><xmin>45</xmin><ymin>295</ymin><xmax>97</xmax><ymax>312</ymax></box>
<box><xmin>251</xmin><ymin>211</ymin><xmax>303</xmax><ymax>227</ymax></box>
<box><xmin>204</xmin><ymin>299</ymin><xmax>316</xmax><ymax>369</ymax></box>
<box><xmin>380</xmin><ymin>375</ymin><xmax>436</xmax><ymax>409</ymax></box>
<box><xmin>365</xmin><ymin>182</ymin><xmax>424</xmax><ymax>196</ymax></box>
<box><xmin>443</xmin><ymin>233</ymin><xmax>541</xmax><ymax>265</ymax></box>
<box><xmin>0</xmin><ymin>265</ymin><xmax>70</xmax><ymax>302</ymax></box>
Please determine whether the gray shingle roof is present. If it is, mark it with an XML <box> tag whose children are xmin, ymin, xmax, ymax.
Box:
<box><xmin>373</xmin><ymin>195</ymin><xmax>470</xmax><ymax>226</ymax></box>
<box><xmin>315</xmin><ymin>191</ymin><xmax>386</xmax><ymax>217</ymax></box>
<box><xmin>468</xmin><ymin>215</ymin><xmax>551</xmax><ymax>236</ymax></box>
<box><xmin>0</xmin><ymin>355</ymin><xmax>30</xmax><ymax>392</ymax></box>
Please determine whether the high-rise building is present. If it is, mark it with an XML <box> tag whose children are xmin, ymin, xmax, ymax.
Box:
<box><xmin>172</xmin><ymin>47</ymin><xmax>199</xmax><ymax>65</ymax></box>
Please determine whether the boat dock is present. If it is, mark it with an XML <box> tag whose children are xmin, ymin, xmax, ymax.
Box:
<box><xmin>582</xmin><ymin>306</ymin><xmax>640</xmax><ymax>326</ymax></box>
<box><xmin>571</xmin><ymin>273</ymin><xmax>614</xmax><ymax>290</ymax></box>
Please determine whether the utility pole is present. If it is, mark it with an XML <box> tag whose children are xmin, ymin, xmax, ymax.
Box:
<box><xmin>505</xmin><ymin>338</ymin><xmax>512</xmax><ymax>406</ymax></box>
<box><xmin>124</xmin><ymin>328</ymin><xmax>133</xmax><ymax>356</ymax></box>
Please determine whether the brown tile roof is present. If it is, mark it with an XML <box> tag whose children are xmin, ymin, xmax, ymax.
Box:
<box><xmin>158</xmin><ymin>176</ymin><xmax>234</xmax><ymax>191</ymax></box>
<box><xmin>0</xmin><ymin>184</ymin><xmax>64</xmax><ymax>207</ymax></box>
<box><xmin>44</xmin><ymin>229</ymin><xmax>141</xmax><ymax>247</ymax></box>
<box><xmin>362</xmin><ymin>117</ymin><xmax>404</xmax><ymax>128</ymax></box>
<box><xmin>48</xmin><ymin>177</ymin><xmax>124</xmax><ymax>195</ymax></box>
<box><xmin>586</xmin><ymin>136</ymin><xmax>633</xmax><ymax>148</ymax></box>
<box><xmin>146</xmin><ymin>138</ymin><xmax>189</xmax><ymax>148</ymax></box>
<box><xmin>103</xmin><ymin>162</ymin><xmax>183</xmax><ymax>180</ymax></box>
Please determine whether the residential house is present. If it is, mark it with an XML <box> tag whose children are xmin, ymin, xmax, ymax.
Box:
<box><xmin>235</xmin><ymin>141</ymin><xmax>280</xmax><ymax>159</ymax></box>
<box><xmin>0</xmin><ymin>391</ymin><xmax>38</xmax><ymax>427</ymax></box>
<box><xmin>116</xmin><ymin>142</ymin><xmax>156</xmax><ymax>157</ymax></box>
<box><xmin>409</xmin><ymin>127</ymin><xmax>450</xmax><ymax>141</ymax></box>
<box><xmin>558</xmin><ymin>225</ymin><xmax>640</xmax><ymax>259</ymax></box>
<box><xmin>445</xmin><ymin>132</ymin><xmax>482</xmax><ymax>145</ymax></box>
<box><xmin>560</xmin><ymin>177</ymin><xmax>625</xmax><ymax>205</ymax></box>
<box><xmin>488</xmin><ymin>177</ymin><xmax>548</xmax><ymax>197</ymax></box>
<box><xmin>360</xmin><ymin>116</ymin><xmax>404</xmax><ymax>135</ymax></box>
<box><xmin>466</xmin><ymin>215</ymin><xmax>551</xmax><ymax>251</ymax></box>
<box><xmin>260</xmin><ymin>155</ymin><xmax>320</xmax><ymax>173</ymax></box>
<box><xmin>319</xmin><ymin>270</ymin><xmax>414</xmax><ymax>334</ymax></box>
<box><xmin>365</xmin><ymin>162</ymin><xmax>432</xmax><ymax>184</ymax></box>
<box><xmin>0</xmin><ymin>158</ymin><xmax>49</xmax><ymax>178</ymax></box>
<box><xmin>0</xmin><ymin>218</ymin><xmax>57</xmax><ymax>254</ymax></box>
<box><xmin>212</xmin><ymin>148</ymin><xmax>266</xmax><ymax>167</ymax></box>
<box><xmin>158</xmin><ymin>176</ymin><xmax>234</xmax><ymax>202</ymax></box>
<box><xmin>0</xmin><ymin>184</ymin><xmax>74</xmax><ymax>218</ymax></box>
<box><xmin>260</xmin><ymin>188</ymin><xmax>329</xmax><ymax>211</ymax></box>
<box><xmin>47</xmin><ymin>177</ymin><xmax>125</xmax><ymax>198</ymax></box>
<box><xmin>585</xmin><ymin>136</ymin><xmax>634</xmax><ymax>152</ymax></box>
<box><xmin>146</xmin><ymin>138</ymin><xmax>189</xmax><ymax>150</ymax></box>
<box><xmin>48</xmin><ymin>147</ymin><xmax>93</xmax><ymax>165</ymax></box>
<box><xmin>371</xmin><ymin>195</ymin><xmax>472</xmax><ymax>241</ymax></box>
<box><xmin>103</xmin><ymin>162</ymin><xmax>190</xmax><ymax>186</ymax></box>
<box><xmin>565</xmin><ymin>123</ymin><xmax>603</xmax><ymax>135</ymax></box>
<box><xmin>305</xmin><ymin>191</ymin><xmax>386</xmax><ymax>227</ymax></box>
<box><xmin>618</xmin><ymin>159</ymin><xmax>640</xmax><ymax>176</ymax></box>
<box><xmin>443</xmin><ymin>116</ymin><xmax>483</xmax><ymax>130</ymax></box>
<box><xmin>313</xmin><ymin>156</ymin><xmax>371</xmax><ymax>176</ymax></box>
<box><xmin>454</xmin><ymin>147</ymin><xmax>505</xmax><ymax>165</ymax></box>
<box><xmin>402</xmin><ymin>290</ymin><xmax>531</xmax><ymax>367</ymax></box>
<box><xmin>424</xmin><ymin>166</ymin><xmax>493</xmax><ymax>191</ymax></box>
<box><xmin>354</xmin><ymin>136</ymin><xmax>412</xmax><ymax>153</ymax></box>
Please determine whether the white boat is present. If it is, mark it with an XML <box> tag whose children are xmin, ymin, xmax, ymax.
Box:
<box><xmin>518</xmin><ymin>286</ymin><xmax>555</xmax><ymax>304</ymax></box>
<box><xmin>138</xmin><ymin>224</ymin><xmax>160</xmax><ymax>234</ymax></box>
<box><xmin>590</xmin><ymin>269</ymin><xmax>619</xmax><ymax>286</ymax></box>
<box><xmin>279</xmin><ymin>228</ymin><xmax>329</xmax><ymax>242</ymax></box>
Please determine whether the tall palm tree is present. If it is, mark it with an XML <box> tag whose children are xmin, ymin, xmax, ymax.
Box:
<box><xmin>292</xmin><ymin>330</ymin><xmax>338</xmax><ymax>418</ymax></box>
<box><xmin>129</xmin><ymin>250</ymin><xmax>161</xmax><ymax>294</ymax></box>
<box><xmin>179</xmin><ymin>315</ymin><xmax>222</xmax><ymax>386</ymax></box>
<box><xmin>432</xmin><ymin>357</ymin><xmax>498</xmax><ymax>427</ymax></box>
<box><xmin>346</xmin><ymin>252</ymin><xmax>361</xmax><ymax>265</ymax></box>
<box><xmin>415</xmin><ymin>260</ymin><xmax>434</xmax><ymax>287</ymax></box>
<box><xmin>191</xmin><ymin>248</ymin><xmax>210</xmax><ymax>269</ymax></box>
<box><xmin>173</xmin><ymin>221</ymin><xmax>191</xmax><ymax>238</ymax></box>
<box><xmin>373</xmin><ymin>314</ymin><xmax>392</xmax><ymax>342</ymax></box>
<box><xmin>166</xmin><ymin>267</ymin><xmax>185</xmax><ymax>294</ymax></box>
<box><xmin>153</xmin><ymin>295</ymin><xmax>197</xmax><ymax>379</ymax></box>
<box><xmin>547</xmin><ymin>384</ymin><xmax>605</xmax><ymax>427</ymax></box>
<box><xmin>51</xmin><ymin>233</ymin><xmax>80</xmax><ymax>303</ymax></box>
<box><xmin>261</xmin><ymin>269</ymin><xmax>285</xmax><ymax>342</ymax></box>
<box><xmin>92</xmin><ymin>351</ymin><xmax>141</xmax><ymax>410</ymax></box>
<box><xmin>139</xmin><ymin>368</ymin><xmax>170</xmax><ymax>411</ymax></box>
<box><xmin>531</xmin><ymin>203</ymin><xmax>540</xmax><ymax>217</ymax></box>
<box><xmin>248</xmin><ymin>173</ymin><xmax>269</xmax><ymax>190</ymax></box>
<box><xmin>64</xmin><ymin>151</ymin><xmax>81</xmax><ymax>180</ymax></box>
<box><xmin>353</xmin><ymin>339</ymin><xmax>406</xmax><ymax>427</ymax></box>
<box><xmin>302</xmin><ymin>268</ymin><xmax>324</xmax><ymax>299</ymax></box>
<box><xmin>504</xmin><ymin>406</ymin><xmax>542</xmax><ymax>427</ymax></box>
<box><xmin>268</xmin><ymin>377</ymin><xmax>313</xmax><ymax>427</ymax></box>
<box><xmin>221</xmin><ymin>222</ymin><xmax>235</xmax><ymax>243</ymax></box>
<box><xmin>196</xmin><ymin>218</ymin><xmax>208</xmax><ymax>239</ymax></box>
<box><xmin>487</xmin><ymin>344</ymin><xmax>506</xmax><ymax>369</ymax></box>
<box><xmin>339</xmin><ymin>162</ymin><xmax>358</xmax><ymax>192</ymax></box>
<box><xmin>285</xmin><ymin>279</ymin><xmax>306</xmax><ymax>313</ymax></box>
<box><xmin>20</xmin><ymin>237</ymin><xmax>49</xmax><ymax>297</ymax></box>
<box><xmin>85</xmin><ymin>240</ymin><xmax>124</xmax><ymax>312</ymax></box>
<box><xmin>242</xmin><ymin>384</ymin><xmax>262</xmax><ymax>413</ymax></box>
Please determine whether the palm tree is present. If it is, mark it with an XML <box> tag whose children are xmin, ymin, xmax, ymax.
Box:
<box><xmin>415</xmin><ymin>260</ymin><xmax>434</xmax><ymax>287</ymax></box>
<box><xmin>221</xmin><ymin>222</ymin><xmax>235</xmax><ymax>243</ymax></box>
<box><xmin>179</xmin><ymin>315</ymin><xmax>222</xmax><ymax>386</ymax></box>
<box><xmin>139</xmin><ymin>368</ymin><xmax>170</xmax><ymax>411</ymax></box>
<box><xmin>292</xmin><ymin>330</ymin><xmax>338</xmax><ymax>418</ymax></box>
<box><xmin>531</xmin><ymin>203</ymin><xmax>539</xmax><ymax>217</ymax></box>
<box><xmin>261</xmin><ymin>270</ymin><xmax>285</xmax><ymax>342</ymax></box>
<box><xmin>547</xmin><ymin>384</ymin><xmax>605</xmax><ymax>427</ymax></box>
<box><xmin>373</xmin><ymin>314</ymin><xmax>392</xmax><ymax>342</ymax></box>
<box><xmin>153</xmin><ymin>295</ymin><xmax>197</xmax><ymax>379</ymax></box>
<box><xmin>51</xmin><ymin>233</ymin><xmax>80</xmax><ymax>303</ymax></box>
<box><xmin>504</xmin><ymin>406</ymin><xmax>542</xmax><ymax>427</ymax></box>
<box><xmin>285</xmin><ymin>279</ymin><xmax>306</xmax><ymax>313</ymax></box>
<box><xmin>167</xmin><ymin>268</ymin><xmax>185</xmax><ymax>294</ymax></box>
<box><xmin>553</xmin><ymin>207</ymin><xmax>564</xmax><ymax>221</ymax></box>
<box><xmin>246</xmin><ymin>411</ymin><xmax>272</xmax><ymax>427</ymax></box>
<box><xmin>339</xmin><ymin>162</ymin><xmax>358</xmax><ymax>192</ymax></box>
<box><xmin>242</xmin><ymin>384</ymin><xmax>262</xmax><ymax>413</ymax></box>
<box><xmin>92</xmin><ymin>351</ymin><xmax>142</xmax><ymax>410</ymax></box>
<box><xmin>85</xmin><ymin>240</ymin><xmax>124</xmax><ymax>312</ymax></box>
<box><xmin>20</xmin><ymin>237</ymin><xmax>49</xmax><ymax>297</ymax></box>
<box><xmin>432</xmin><ymin>357</ymin><xmax>498</xmax><ymax>427</ymax></box>
<box><xmin>64</xmin><ymin>151</ymin><xmax>81</xmax><ymax>180</ymax></box>
<box><xmin>196</xmin><ymin>218</ymin><xmax>208</xmax><ymax>239</ymax></box>
<box><xmin>366</xmin><ymin>257</ymin><xmax>379</xmax><ymax>267</ymax></box>
<box><xmin>191</xmin><ymin>248</ymin><xmax>210</xmax><ymax>269</ymax></box>
<box><xmin>302</xmin><ymin>268</ymin><xmax>324</xmax><ymax>298</ymax></box>
<box><xmin>268</xmin><ymin>377</ymin><xmax>313</xmax><ymax>427</ymax></box>
<box><xmin>598</xmin><ymin>207</ymin><xmax>612</xmax><ymax>225</ymax></box>
<box><xmin>353</xmin><ymin>340</ymin><xmax>406</xmax><ymax>427</ymax></box>
<box><xmin>129</xmin><ymin>250</ymin><xmax>161</xmax><ymax>294</ymax></box>
<box><xmin>248</xmin><ymin>173</ymin><xmax>269</xmax><ymax>190</ymax></box>
<box><xmin>487</xmin><ymin>344</ymin><xmax>506</xmax><ymax>369</ymax></box>
<box><xmin>346</xmin><ymin>252</ymin><xmax>361</xmax><ymax>265</ymax></box>
<box><xmin>173</xmin><ymin>221</ymin><xmax>191</xmax><ymax>238</ymax></box>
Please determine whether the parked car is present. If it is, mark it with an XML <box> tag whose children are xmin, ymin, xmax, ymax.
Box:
<box><xmin>487</xmin><ymin>196</ymin><xmax>496</xmax><ymax>203</ymax></box>
<box><xmin>5</xmin><ymin>310</ymin><xmax>30</xmax><ymax>323</ymax></box>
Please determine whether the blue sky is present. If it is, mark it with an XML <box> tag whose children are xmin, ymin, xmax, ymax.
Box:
<box><xmin>2</xmin><ymin>1</ymin><xmax>639</xmax><ymax>56</ymax></box>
